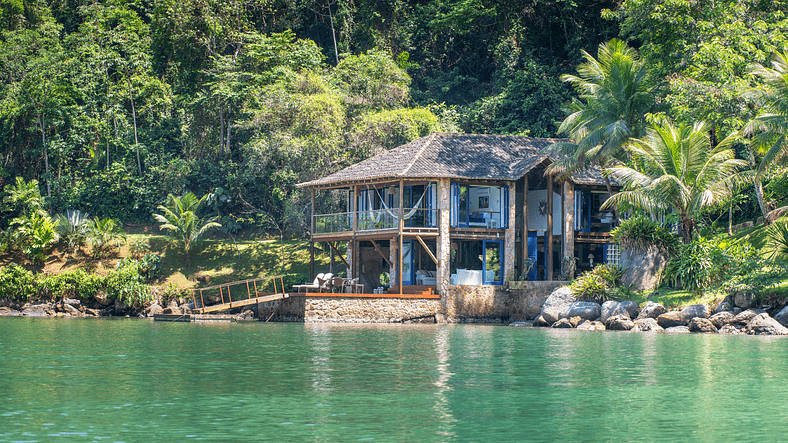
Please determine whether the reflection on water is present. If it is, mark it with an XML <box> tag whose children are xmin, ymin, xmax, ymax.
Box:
<box><xmin>1</xmin><ymin>319</ymin><xmax>788</xmax><ymax>442</ymax></box>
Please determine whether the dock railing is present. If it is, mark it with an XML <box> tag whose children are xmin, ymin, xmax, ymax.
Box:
<box><xmin>192</xmin><ymin>275</ymin><xmax>288</xmax><ymax>314</ymax></box>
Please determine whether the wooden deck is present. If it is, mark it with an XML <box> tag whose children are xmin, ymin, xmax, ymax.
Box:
<box><xmin>296</xmin><ymin>285</ymin><xmax>439</xmax><ymax>299</ymax></box>
<box><xmin>197</xmin><ymin>293</ymin><xmax>289</xmax><ymax>314</ymax></box>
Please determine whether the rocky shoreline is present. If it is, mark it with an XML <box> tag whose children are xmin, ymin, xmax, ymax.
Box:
<box><xmin>0</xmin><ymin>297</ymin><xmax>224</xmax><ymax>319</ymax></box>
<box><xmin>511</xmin><ymin>287</ymin><xmax>788</xmax><ymax>336</ymax></box>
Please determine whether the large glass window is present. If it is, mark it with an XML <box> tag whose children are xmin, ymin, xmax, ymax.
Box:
<box><xmin>451</xmin><ymin>184</ymin><xmax>508</xmax><ymax>228</ymax></box>
<box><xmin>450</xmin><ymin>240</ymin><xmax>504</xmax><ymax>285</ymax></box>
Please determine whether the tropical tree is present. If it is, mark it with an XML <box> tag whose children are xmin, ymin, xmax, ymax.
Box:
<box><xmin>548</xmin><ymin>39</ymin><xmax>656</xmax><ymax>189</ymax></box>
<box><xmin>152</xmin><ymin>192</ymin><xmax>220</xmax><ymax>267</ymax></box>
<box><xmin>603</xmin><ymin>120</ymin><xmax>750</xmax><ymax>244</ymax></box>
<box><xmin>54</xmin><ymin>209</ymin><xmax>91</xmax><ymax>254</ymax></box>
<box><xmin>742</xmin><ymin>52</ymin><xmax>788</xmax><ymax>219</ymax></box>
<box><xmin>10</xmin><ymin>212</ymin><xmax>59</xmax><ymax>263</ymax></box>
<box><xmin>86</xmin><ymin>216</ymin><xmax>126</xmax><ymax>259</ymax></box>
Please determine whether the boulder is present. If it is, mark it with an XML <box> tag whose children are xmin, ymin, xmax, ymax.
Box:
<box><xmin>664</xmin><ymin>326</ymin><xmax>691</xmax><ymax>333</ymax></box>
<box><xmin>162</xmin><ymin>306</ymin><xmax>182</xmax><ymax>315</ymax></box>
<box><xmin>509</xmin><ymin>321</ymin><xmax>534</xmax><ymax>327</ymax></box>
<box><xmin>533</xmin><ymin>315</ymin><xmax>550</xmax><ymax>327</ymax></box>
<box><xmin>63</xmin><ymin>298</ymin><xmax>81</xmax><ymax>307</ymax></box>
<box><xmin>636</xmin><ymin>301</ymin><xmax>667</xmax><ymax>320</ymax></box>
<box><xmin>94</xmin><ymin>292</ymin><xmax>111</xmax><ymax>306</ymax></box>
<box><xmin>605</xmin><ymin>314</ymin><xmax>635</xmax><ymax>331</ymax></box>
<box><xmin>688</xmin><ymin>317</ymin><xmax>718</xmax><ymax>333</ymax></box>
<box><xmin>0</xmin><ymin>307</ymin><xmax>21</xmax><ymax>316</ymax></box>
<box><xmin>540</xmin><ymin>287</ymin><xmax>576</xmax><ymax>324</ymax></box>
<box><xmin>709</xmin><ymin>311</ymin><xmax>735</xmax><ymax>329</ymax></box>
<box><xmin>565</xmin><ymin>302</ymin><xmax>602</xmax><ymax>321</ymax></box>
<box><xmin>568</xmin><ymin>316</ymin><xmax>584</xmax><ymax>328</ymax></box>
<box><xmin>577</xmin><ymin>320</ymin><xmax>606</xmax><ymax>331</ymax></box>
<box><xmin>719</xmin><ymin>325</ymin><xmax>745</xmax><ymax>335</ymax></box>
<box><xmin>620</xmin><ymin>245</ymin><xmax>668</xmax><ymax>291</ymax></box>
<box><xmin>62</xmin><ymin>303</ymin><xmax>82</xmax><ymax>317</ymax></box>
<box><xmin>146</xmin><ymin>302</ymin><xmax>163</xmax><ymax>317</ymax></box>
<box><xmin>632</xmin><ymin>318</ymin><xmax>664</xmax><ymax>332</ymax></box>
<box><xmin>84</xmin><ymin>308</ymin><xmax>101</xmax><ymax>317</ymax></box>
<box><xmin>600</xmin><ymin>301</ymin><xmax>634</xmax><ymax>323</ymax></box>
<box><xmin>551</xmin><ymin>318</ymin><xmax>573</xmax><ymax>328</ymax></box>
<box><xmin>746</xmin><ymin>313</ymin><xmax>788</xmax><ymax>336</ymax></box>
<box><xmin>682</xmin><ymin>304</ymin><xmax>711</xmax><ymax>319</ymax></box>
<box><xmin>21</xmin><ymin>308</ymin><xmax>47</xmax><ymax>317</ymax></box>
<box><xmin>657</xmin><ymin>311</ymin><xmax>688</xmax><ymax>328</ymax></box>
<box><xmin>773</xmin><ymin>305</ymin><xmax>788</xmax><ymax>327</ymax></box>
<box><xmin>734</xmin><ymin>291</ymin><xmax>755</xmax><ymax>309</ymax></box>
<box><xmin>714</xmin><ymin>300</ymin><xmax>733</xmax><ymax>314</ymax></box>
<box><xmin>734</xmin><ymin>309</ymin><xmax>764</xmax><ymax>325</ymax></box>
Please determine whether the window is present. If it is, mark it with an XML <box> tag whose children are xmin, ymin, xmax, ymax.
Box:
<box><xmin>451</xmin><ymin>184</ymin><xmax>508</xmax><ymax>228</ymax></box>
<box><xmin>450</xmin><ymin>240</ymin><xmax>504</xmax><ymax>285</ymax></box>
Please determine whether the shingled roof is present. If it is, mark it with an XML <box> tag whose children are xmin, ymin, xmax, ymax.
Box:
<box><xmin>297</xmin><ymin>132</ymin><xmax>610</xmax><ymax>188</ymax></box>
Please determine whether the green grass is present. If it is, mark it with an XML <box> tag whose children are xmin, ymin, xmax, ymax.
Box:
<box><xmin>130</xmin><ymin>234</ymin><xmax>339</xmax><ymax>291</ymax></box>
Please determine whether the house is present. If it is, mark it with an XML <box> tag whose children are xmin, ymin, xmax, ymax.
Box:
<box><xmin>296</xmin><ymin>133</ymin><xmax>620</xmax><ymax>298</ymax></box>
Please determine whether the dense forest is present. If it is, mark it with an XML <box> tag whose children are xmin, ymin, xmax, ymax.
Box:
<box><xmin>2</xmin><ymin>0</ymin><xmax>788</xmax><ymax>238</ymax></box>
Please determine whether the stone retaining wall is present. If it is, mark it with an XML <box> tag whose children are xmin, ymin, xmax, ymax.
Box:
<box><xmin>258</xmin><ymin>296</ymin><xmax>441</xmax><ymax>323</ymax></box>
<box><xmin>257</xmin><ymin>281</ymin><xmax>566</xmax><ymax>323</ymax></box>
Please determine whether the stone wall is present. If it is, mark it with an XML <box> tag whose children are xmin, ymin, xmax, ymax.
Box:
<box><xmin>257</xmin><ymin>281</ymin><xmax>566</xmax><ymax>324</ymax></box>
<box><xmin>257</xmin><ymin>296</ymin><xmax>440</xmax><ymax>323</ymax></box>
<box><xmin>444</xmin><ymin>281</ymin><xmax>566</xmax><ymax>323</ymax></box>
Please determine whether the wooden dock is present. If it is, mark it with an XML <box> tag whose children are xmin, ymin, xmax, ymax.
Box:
<box><xmin>153</xmin><ymin>313</ymin><xmax>271</xmax><ymax>322</ymax></box>
<box><xmin>190</xmin><ymin>276</ymin><xmax>290</xmax><ymax>314</ymax></box>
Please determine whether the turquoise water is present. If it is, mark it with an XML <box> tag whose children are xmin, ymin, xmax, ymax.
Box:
<box><xmin>1</xmin><ymin>319</ymin><xmax>787</xmax><ymax>442</ymax></box>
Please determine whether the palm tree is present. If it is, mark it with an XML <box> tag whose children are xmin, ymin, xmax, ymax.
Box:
<box><xmin>603</xmin><ymin>120</ymin><xmax>751</xmax><ymax>244</ymax></box>
<box><xmin>742</xmin><ymin>52</ymin><xmax>788</xmax><ymax>219</ymax></box>
<box><xmin>548</xmin><ymin>39</ymin><xmax>656</xmax><ymax>194</ymax></box>
<box><xmin>86</xmin><ymin>217</ymin><xmax>126</xmax><ymax>259</ymax></box>
<box><xmin>153</xmin><ymin>192</ymin><xmax>221</xmax><ymax>267</ymax></box>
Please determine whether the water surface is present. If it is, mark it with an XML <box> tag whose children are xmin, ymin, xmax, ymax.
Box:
<box><xmin>1</xmin><ymin>318</ymin><xmax>786</xmax><ymax>442</ymax></box>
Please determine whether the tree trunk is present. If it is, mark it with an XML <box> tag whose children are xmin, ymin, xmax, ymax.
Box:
<box><xmin>754</xmin><ymin>178</ymin><xmax>771</xmax><ymax>224</ymax></box>
<box><xmin>128</xmin><ymin>79</ymin><xmax>141</xmax><ymax>174</ymax></box>
<box><xmin>39</xmin><ymin>113</ymin><xmax>51</xmax><ymax>198</ymax></box>
<box><xmin>328</xmin><ymin>2</ymin><xmax>339</xmax><ymax>64</ymax></box>
<box><xmin>681</xmin><ymin>216</ymin><xmax>694</xmax><ymax>244</ymax></box>
<box><xmin>225</xmin><ymin>104</ymin><xmax>231</xmax><ymax>153</ymax></box>
<box><xmin>219</xmin><ymin>102</ymin><xmax>224</xmax><ymax>151</ymax></box>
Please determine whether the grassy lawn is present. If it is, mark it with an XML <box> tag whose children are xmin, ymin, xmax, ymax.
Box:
<box><xmin>1</xmin><ymin>231</ymin><xmax>339</xmax><ymax>293</ymax></box>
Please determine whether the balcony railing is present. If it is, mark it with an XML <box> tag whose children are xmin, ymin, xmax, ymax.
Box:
<box><xmin>313</xmin><ymin>208</ymin><xmax>440</xmax><ymax>235</ymax></box>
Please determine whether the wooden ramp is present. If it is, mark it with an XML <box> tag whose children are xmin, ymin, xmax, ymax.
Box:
<box><xmin>191</xmin><ymin>276</ymin><xmax>290</xmax><ymax>314</ymax></box>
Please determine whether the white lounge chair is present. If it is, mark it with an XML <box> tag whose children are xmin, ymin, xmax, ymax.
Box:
<box><xmin>293</xmin><ymin>273</ymin><xmax>325</xmax><ymax>292</ymax></box>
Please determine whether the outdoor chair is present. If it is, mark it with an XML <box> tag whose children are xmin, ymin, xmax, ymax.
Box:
<box><xmin>331</xmin><ymin>277</ymin><xmax>347</xmax><ymax>293</ymax></box>
<box><xmin>293</xmin><ymin>273</ymin><xmax>325</xmax><ymax>293</ymax></box>
<box><xmin>318</xmin><ymin>273</ymin><xmax>334</xmax><ymax>292</ymax></box>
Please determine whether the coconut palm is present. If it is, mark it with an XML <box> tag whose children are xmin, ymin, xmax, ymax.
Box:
<box><xmin>603</xmin><ymin>120</ymin><xmax>751</xmax><ymax>244</ymax></box>
<box><xmin>742</xmin><ymin>52</ymin><xmax>788</xmax><ymax>219</ymax></box>
<box><xmin>153</xmin><ymin>192</ymin><xmax>221</xmax><ymax>267</ymax></box>
<box><xmin>548</xmin><ymin>39</ymin><xmax>656</xmax><ymax>187</ymax></box>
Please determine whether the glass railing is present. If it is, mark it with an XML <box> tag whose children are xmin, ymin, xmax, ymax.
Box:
<box><xmin>314</xmin><ymin>212</ymin><xmax>353</xmax><ymax>235</ymax></box>
<box><xmin>313</xmin><ymin>208</ymin><xmax>441</xmax><ymax>234</ymax></box>
<box><xmin>357</xmin><ymin>209</ymin><xmax>398</xmax><ymax>231</ymax></box>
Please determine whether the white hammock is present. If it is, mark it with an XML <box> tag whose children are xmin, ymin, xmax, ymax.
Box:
<box><xmin>364</xmin><ymin>186</ymin><xmax>426</xmax><ymax>222</ymax></box>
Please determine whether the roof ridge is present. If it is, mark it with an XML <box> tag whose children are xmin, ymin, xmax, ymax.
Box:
<box><xmin>400</xmin><ymin>132</ymin><xmax>436</xmax><ymax>177</ymax></box>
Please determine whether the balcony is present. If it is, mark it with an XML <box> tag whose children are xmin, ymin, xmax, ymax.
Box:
<box><xmin>313</xmin><ymin>208</ymin><xmax>439</xmax><ymax>237</ymax></box>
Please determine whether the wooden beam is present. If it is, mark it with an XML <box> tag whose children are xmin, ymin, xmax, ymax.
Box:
<box><xmin>547</xmin><ymin>173</ymin><xmax>554</xmax><ymax>281</ymax></box>
<box><xmin>370</xmin><ymin>239</ymin><xmax>393</xmax><ymax>268</ymax></box>
<box><xmin>415</xmin><ymin>235</ymin><xmax>438</xmax><ymax>266</ymax></box>
<box><xmin>398</xmin><ymin>178</ymin><xmax>404</xmax><ymax>295</ymax></box>
<box><xmin>311</xmin><ymin>189</ymin><xmax>315</xmax><ymax>281</ymax></box>
<box><xmin>521</xmin><ymin>175</ymin><xmax>528</xmax><ymax>279</ymax></box>
<box><xmin>327</xmin><ymin>241</ymin><xmax>350</xmax><ymax>269</ymax></box>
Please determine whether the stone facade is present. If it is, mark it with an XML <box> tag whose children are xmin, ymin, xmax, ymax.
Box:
<box><xmin>261</xmin><ymin>281</ymin><xmax>566</xmax><ymax>324</ymax></box>
<box><xmin>257</xmin><ymin>296</ymin><xmax>440</xmax><ymax>323</ymax></box>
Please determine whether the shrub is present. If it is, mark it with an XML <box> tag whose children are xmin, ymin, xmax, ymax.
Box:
<box><xmin>10</xmin><ymin>212</ymin><xmax>60</xmax><ymax>263</ymax></box>
<box><xmin>611</xmin><ymin>215</ymin><xmax>678</xmax><ymax>254</ymax></box>
<box><xmin>663</xmin><ymin>236</ymin><xmax>758</xmax><ymax>293</ymax></box>
<box><xmin>570</xmin><ymin>264</ymin><xmax>626</xmax><ymax>303</ymax></box>
<box><xmin>41</xmin><ymin>269</ymin><xmax>104</xmax><ymax>300</ymax></box>
<box><xmin>105</xmin><ymin>259</ymin><xmax>152</xmax><ymax>306</ymax></box>
<box><xmin>128</xmin><ymin>237</ymin><xmax>150</xmax><ymax>259</ymax></box>
<box><xmin>766</xmin><ymin>219</ymin><xmax>788</xmax><ymax>261</ymax></box>
<box><xmin>0</xmin><ymin>263</ymin><xmax>38</xmax><ymax>301</ymax></box>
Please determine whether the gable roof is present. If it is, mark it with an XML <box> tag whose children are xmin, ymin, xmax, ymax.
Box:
<box><xmin>297</xmin><ymin>132</ymin><xmax>611</xmax><ymax>188</ymax></box>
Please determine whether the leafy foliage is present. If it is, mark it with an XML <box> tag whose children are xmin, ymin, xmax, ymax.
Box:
<box><xmin>153</xmin><ymin>192</ymin><xmax>220</xmax><ymax>266</ymax></box>
<box><xmin>10</xmin><ymin>212</ymin><xmax>59</xmax><ymax>263</ymax></box>
<box><xmin>611</xmin><ymin>215</ymin><xmax>679</xmax><ymax>254</ymax></box>
<box><xmin>86</xmin><ymin>217</ymin><xmax>126</xmax><ymax>259</ymax></box>
<box><xmin>570</xmin><ymin>264</ymin><xmax>627</xmax><ymax>303</ymax></box>
<box><xmin>767</xmin><ymin>219</ymin><xmax>788</xmax><ymax>261</ymax></box>
<box><xmin>54</xmin><ymin>209</ymin><xmax>90</xmax><ymax>253</ymax></box>
<box><xmin>0</xmin><ymin>263</ymin><xmax>39</xmax><ymax>301</ymax></box>
<box><xmin>663</xmin><ymin>236</ymin><xmax>759</xmax><ymax>293</ymax></box>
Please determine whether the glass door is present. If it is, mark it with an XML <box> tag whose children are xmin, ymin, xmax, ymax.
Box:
<box><xmin>401</xmin><ymin>240</ymin><xmax>414</xmax><ymax>285</ymax></box>
<box><xmin>482</xmin><ymin>240</ymin><xmax>503</xmax><ymax>285</ymax></box>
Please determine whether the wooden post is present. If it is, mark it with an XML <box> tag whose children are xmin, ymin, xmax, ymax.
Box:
<box><xmin>562</xmin><ymin>181</ymin><xmax>575</xmax><ymax>279</ymax></box>
<box><xmin>521</xmin><ymin>175</ymin><xmax>529</xmax><ymax>279</ymax></box>
<box><xmin>352</xmin><ymin>184</ymin><xmax>359</xmax><ymax>279</ymax></box>
<box><xmin>310</xmin><ymin>189</ymin><xmax>315</xmax><ymax>281</ymax></box>
<box><xmin>547</xmin><ymin>173</ymin><xmax>554</xmax><ymax>281</ymax></box>
<box><xmin>253</xmin><ymin>280</ymin><xmax>259</xmax><ymax>303</ymax></box>
<box><xmin>398</xmin><ymin>179</ymin><xmax>404</xmax><ymax>294</ymax></box>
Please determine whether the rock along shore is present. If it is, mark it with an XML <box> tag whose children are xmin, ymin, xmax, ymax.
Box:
<box><xmin>510</xmin><ymin>287</ymin><xmax>788</xmax><ymax>336</ymax></box>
